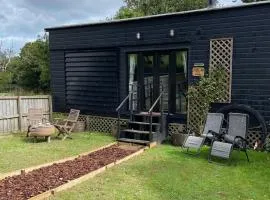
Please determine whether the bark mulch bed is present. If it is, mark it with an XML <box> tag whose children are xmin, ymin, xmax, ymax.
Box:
<box><xmin>0</xmin><ymin>144</ymin><xmax>139</xmax><ymax>200</ymax></box>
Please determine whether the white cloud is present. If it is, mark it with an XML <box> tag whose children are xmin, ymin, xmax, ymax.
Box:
<box><xmin>214</xmin><ymin>0</ymin><xmax>244</xmax><ymax>7</ymax></box>
<box><xmin>0</xmin><ymin>0</ymin><xmax>123</xmax><ymax>53</ymax></box>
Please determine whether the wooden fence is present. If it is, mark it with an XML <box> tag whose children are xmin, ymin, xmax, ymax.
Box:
<box><xmin>0</xmin><ymin>96</ymin><xmax>52</xmax><ymax>135</ymax></box>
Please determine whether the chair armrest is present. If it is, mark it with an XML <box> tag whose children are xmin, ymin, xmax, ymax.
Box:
<box><xmin>186</xmin><ymin>128</ymin><xmax>195</xmax><ymax>136</ymax></box>
<box><xmin>53</xmin><ymin>118</ymin><xmax>67</xmax><ymax>125</ymax></box>
<box><xmin>208</xmin><ymin>130</ymin><xmax>225</xmax><ymax>138</ymax></box>
<box><xmin>235</xmin><ymin>136</ymin><xmax>248</xmax><ymax>143</ymax></box>
<box><xmin>42</xmin><ymin>118</ymin><xmax>50</xmax><ymax>123</ymax></box>
<box><xmin>67</xmin><ymin>120</ymin><xmax>78</xmax><ymax>123</ymax></box>
<box><xmin>234</xmin><ymin>136</ymin><xmax>248</xmax><ymax>149</ymax></box>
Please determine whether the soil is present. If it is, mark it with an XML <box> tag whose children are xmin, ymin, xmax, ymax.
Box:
<box><xmin>0</xmin><ymin>144</ymin><xmax>139</xmax><ymax>200</ymax></box>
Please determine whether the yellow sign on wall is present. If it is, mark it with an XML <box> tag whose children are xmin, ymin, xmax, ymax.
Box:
<box><xmin>192</xmin><ymin>65</ymin><xmax>205</xmax><ymax>77</ymax></box>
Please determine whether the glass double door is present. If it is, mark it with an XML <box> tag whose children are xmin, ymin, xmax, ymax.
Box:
<box><xmin>128</xmin><ymin>50</ymin><xmax>187</xmax><ymax>114</ymax></box>
<box><xmin>139</xmin><ymin>52</ymin><xmax>169</xmax><ymax>111</ymax></box>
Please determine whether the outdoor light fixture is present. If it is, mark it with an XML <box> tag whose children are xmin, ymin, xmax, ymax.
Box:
<box><xmin>170</xmin><ymin>29</ymin><xmax>175</xmax><ymax>37</ymax></box>
<box><xmin>136</xmin><ymin>32</ymin><xmax>141</xmax><ymax>40</ymax></box>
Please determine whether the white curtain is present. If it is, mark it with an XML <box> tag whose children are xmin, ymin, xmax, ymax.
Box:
<box><xmin>128</xmin><ymin>54</ymin><xmax>137</xmax><ymax>110</ymax></box>
<box><xmin>129</xmin><ymin>54</ymin><xmax>136</xmax><ymax>93</ymax></box>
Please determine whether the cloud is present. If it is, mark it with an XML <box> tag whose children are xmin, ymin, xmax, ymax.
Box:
<box><xmin>0</xmin><ymin>0</ymin><xmax>123</xmax><ymax>53</ymax></box>
<box><xmin>214</xmin><ymin>0</ymin><xmax>244</xmax><ymax>7</ymax></box>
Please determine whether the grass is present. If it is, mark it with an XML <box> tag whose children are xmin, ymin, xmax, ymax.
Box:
<box><xmin>50</xmin><ymin>144</ymin><xmax>270</xmax><ymax>200</ymax></box>
<box><xmin>0</xmin><ymin>132</ymin><xmax>114</xmax><ymax>174</ymax></box>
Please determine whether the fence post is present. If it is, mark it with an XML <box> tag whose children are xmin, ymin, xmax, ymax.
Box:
<box><xmin>48</xmin><ymin>95</ymin><xmax>53</xmax><ymax>121</ymax></box>
<box><xmin>86</xmin><ymin>116</ymin><xmax>90</xmax><ymax>131</ymax></box>
<box><xmin>17</xmin><ymin>96</ymin><xmax>23</xmax><ymax>132</ymax></box>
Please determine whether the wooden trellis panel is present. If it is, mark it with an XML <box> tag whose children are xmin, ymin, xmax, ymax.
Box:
<box><xmin>246</xmin><ymin>129</ymin><xmax>265</xmax><ymax>149</ymax></box>
<box><xmin>187</xmin><ymin>86</ymin><xmax>209</xmax><ymax>135</ymax></box>
<box><xmin>168</xmin><ymin>123</ymin><xmax>186</xmax><ymax>135</ymax></box>
<box><xmin>187</xmin><ymin>38</ymin><xmax>234</xmax><ymax>134</ymax></box>
<box><xmin>85</xmin><ymin>115</ymin><xmax>128</xmax><ymax>133</ymax></box>
<box><xmin>209</xmin><ymin>38</ymin><xmax>233</xmax><ymax>103</ymax></box>
<box><xmin>53</xmin><ymin>114</ymin><xmax>128</xmax><ymax>134</ymax></box>
<box><xmin>264</xmin><ymin>133</ymin><xmax>270</xmax><ymax>151</ymax></box>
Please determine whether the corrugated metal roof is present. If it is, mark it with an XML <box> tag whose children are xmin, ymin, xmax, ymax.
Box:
<box><xmin>45</xmin><ymin>1</ymin><xmax>270</xmax><ymax>31</ymax></box>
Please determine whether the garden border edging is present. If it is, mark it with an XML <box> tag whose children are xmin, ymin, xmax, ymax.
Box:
<box><xmin>0</xmin><ymin>142</ymin><xmax>117</xmax><ymax>180</ymax></box>
<box><xmin>29</xmin><ymin>145</ymin><xmax>149</xmax><ymax>200</ymax></box>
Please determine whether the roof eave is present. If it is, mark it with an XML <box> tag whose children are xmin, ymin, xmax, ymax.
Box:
<box><xmin>45</xmin><ymin>1</ymin><xmax>270</xmax><ymax>31</ymax></box>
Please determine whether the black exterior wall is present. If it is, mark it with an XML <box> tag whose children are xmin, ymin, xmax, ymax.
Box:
<box><xmin>47</xmin><ymin>2</ymin><xmax>270</xmax><ymax>121</ymax></box>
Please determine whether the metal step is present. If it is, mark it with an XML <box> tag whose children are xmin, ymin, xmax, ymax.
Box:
<box><xmin>128</xmin><ymin>121</ymin><xmax>160</xmax><ymax>126</ymax></box>
<box><xmin>118</xmin><ymin>138</ymin><xmax>150</xmax><ymax>145</ymax></box>
<box><xmin>135</xmin><ymin>112</ymin><xmax>161</xmax><ymax>117</ymax></box>
<box><xmin>121</xmin><ymin>129</ymin><xmax>156</xmax><ymax>135</ymax></box>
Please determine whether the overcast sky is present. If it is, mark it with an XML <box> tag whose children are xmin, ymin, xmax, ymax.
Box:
<box><xmin>0</xmin><ymin>0</ymin><xmax>245</xmax><ymax>53</ymax></box>
<box><xmin>0</xmin><ymin>0</ymin><xmax>123</xmax><ymax>53</ymax></box>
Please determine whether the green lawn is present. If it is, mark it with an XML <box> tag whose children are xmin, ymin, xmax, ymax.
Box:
<box><xmin>50</xmin><ymin>145</ymin><xmax>270</xmax><ymax>200</ymax></box>
<box><xmin>0</xmin><ymin>132</ymin><xmax>114</xmax><ymax>174</ymax></box>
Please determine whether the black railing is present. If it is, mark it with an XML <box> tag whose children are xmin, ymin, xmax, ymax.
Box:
<box><xmin>116</xmin><ymin>84</ymin><xmax>135</xmax><ymax>139</ymax></box>
<box><xmin>148</xmin><ymin>89</ymin><xmax>164</xmax><ymax>142</ymax></box>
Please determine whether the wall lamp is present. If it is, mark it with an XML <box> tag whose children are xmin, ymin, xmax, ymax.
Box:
<box><xmin>170</xmin><ymin>29</ymin><xmax>175</xmax><ymax>37</ymax></box>
<box><xmin>136</xmin><ymin>32</ymin><xmax>141</xmax><ymax>40</ymax></box>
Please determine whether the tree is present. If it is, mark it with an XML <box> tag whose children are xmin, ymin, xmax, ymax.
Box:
<box><xmin>115</xmin><ymin>6</ymin><xmax>144</xmax><ymax>19</ymax></box>
<box><xmin>115</xmin><ymin>0</ymin><xmax>208</xmax><ymax>19</ymax></box>
<box><xmin>8</xmin><ymin>34</ymin><xmax>50</xmax><ymax>92</ymax></box>
<box><xmin>0</xmin><ymin>41</ymin><xmax>14</xmax><ymax>72</ymax></box>
<box><xmin>115</xmin><ymin>0</ymin><xmax>266</xmax><ymax>19</ymax></box>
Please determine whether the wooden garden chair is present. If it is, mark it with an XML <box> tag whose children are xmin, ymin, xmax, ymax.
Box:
<box><xmin>54</xmin><ymin>109</ymin><xmax>80</xmax><ymax>140</ymax></box>
<box><xmin>27</xmin><ymin>108</ymin><xmax>49</xmax><ymax>137</ymax></box>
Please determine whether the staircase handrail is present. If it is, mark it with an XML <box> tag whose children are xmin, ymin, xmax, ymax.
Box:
<box><xmin>116</xmin><ymin>83</ymin><xmax>136</xmax><ymax>139</ymax></box>
<box><xmin>116</xmin><ymin>94</ymin><xmax>130</xmax><ymax>139</ymax></box>
<box><xmin>148</xmin><ymin>92</ymin><xmax>164</xmax><ymax>114</ymax></box>
<box><xmin>116</xmin><ymin>94</ymin><xmax>130</xmax><ymax>112</ymax></box>
<box><xmin>148</xmin><ymin>91</ymin><xmax>164</xmax><ymax>142</ymax></box>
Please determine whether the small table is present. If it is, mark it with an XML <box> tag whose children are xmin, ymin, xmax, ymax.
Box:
<box><xmin>29</xmin><ymin>124</ymin><xmax>55</xmax><ymax>143</ymax></box>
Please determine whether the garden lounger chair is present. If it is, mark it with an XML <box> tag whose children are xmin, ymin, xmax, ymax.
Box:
<box><xmin>27</xmin><ymin>108</ymin><xmax>49</xmax><ymax>137</ymax></box>
<box><xmin>54</xmin><ymin>109</ymin><xmax>80</xmax><ymax>140</ymax></box>
<box><xmin>209</xmin><ymin>113</ymin><xmax>249</xmax><ymax>163</ymax></box>
<box><xmin>182</xmin><ymin>113</ymin><xmax>224</xmax><ymax>155</ymax></box>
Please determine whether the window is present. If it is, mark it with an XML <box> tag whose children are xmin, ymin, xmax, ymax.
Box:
<box><xmin>159</xmin><ymin>54</ymin><xmax>169</xmax><ymax>111</ymax></box>
<box><xmin>176</xmin><ymin>51</ymin><xmax>188</xmax><ymax>113</ymax></box>
<box><xmin>128</xmin><ymin>54</ymin><xmax>138</xmax><ymax>110</ymax></box>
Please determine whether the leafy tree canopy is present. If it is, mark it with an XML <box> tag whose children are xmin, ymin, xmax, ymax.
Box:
<box><xmin>7</xmin><ymin>35</ymin><xmax>50</xmax><ymax>92</ymax></box>
<box><xmin>115</xmin><ymin>0</ymin><xmax>208</xmax><ymax>19</ymax></box>
<box><xmin>115</xmin><ymin>0</ymin><xmax>265</xmax><ymax>19</ymax></box>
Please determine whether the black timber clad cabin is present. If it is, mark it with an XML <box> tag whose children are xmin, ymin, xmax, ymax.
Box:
<box><xmin>46</xmin><ymin>1</ymin><xmax>270</xmax><ymax>127</ymax></box>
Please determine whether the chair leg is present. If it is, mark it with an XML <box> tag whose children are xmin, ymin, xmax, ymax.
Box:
<box><xmin>244</xmin><ymin>150</ymin><xmax>250</xmax><ymax>162</ymax></box>
<box><xmin>57</xmin><ymin>131</ymin><xmax>64</xmax><ymax>138</ymax></box>
<box><xmin>62</xmin><ymin>134</ymin><xmax>67</xmax><ymax>141</ymax></box>
<box><xmin>208</xmin><ymin>149</ymin><xmax>213</xmax><ymax>163</ymax></box>
<box><xmin>27</xmin><ymin>125</ymin><xmax>31</xmax><ymax>137</ymax></box>
<box><xmin>183</xmin><ymin>147</ymin><xmax>201</xmax><ymax>156</ymax></box>
<box><xmin>208</xmin><ymin>140</ymin><xmax>215</xmax><ymax>163</ymax></box>
<box><xmin>61</xmin><ymin>132</ymin><xmax>72</xmax><ymax>140</ymax></box>
<box><xmin>66</xmin><ymin>131</ymin><xmax>72</xmax><ymax>139</ymax></box>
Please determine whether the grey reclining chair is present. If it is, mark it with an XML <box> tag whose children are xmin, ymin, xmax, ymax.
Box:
<box><xmin>209</xmin><ymin>113</ymin><xmax>249</xmax><ymax>163</ymax></box>
<box><xmin>182</xmin><ymin>113</ymin><xmax>224</xmax><ymax>155</ymax></box>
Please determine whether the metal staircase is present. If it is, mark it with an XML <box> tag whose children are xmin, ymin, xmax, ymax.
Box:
<box><xmin>116</xmin><ymin>85</ymin><xmax>165</xmax><ymax>145</ymax></box>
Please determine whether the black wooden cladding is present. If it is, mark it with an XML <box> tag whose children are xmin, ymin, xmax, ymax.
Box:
<box><xmin>50</xmin><ymin>51</ymin><xmax>66</xmax><ymax>111</ymax></box>
<box><xmin>65</xmin><ymin>50</ymin><xmax>118</xmax><ymax>114</ymax></box>
<box><xmin>48</xmin><ymin>3</ymin><xmax>270</xmax><ymax>120</ymax></box>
